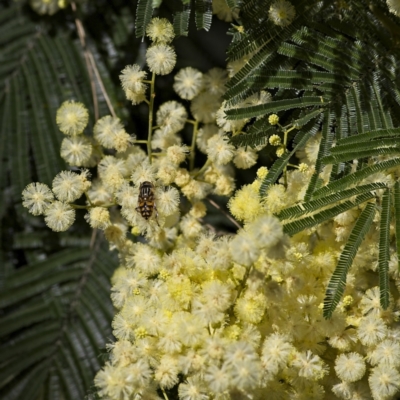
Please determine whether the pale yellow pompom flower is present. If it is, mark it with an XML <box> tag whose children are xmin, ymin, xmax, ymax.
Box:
<box><xmin>178</xmin><ymin>376</ymin><xmax>208</xmax><ymax>400</ymax></box>
<box><xmin>181</xmin><ymin>179</ymin><xmax>211</xmax><ymax>201</ymax></box>
<box><xmin>156</xmin><ymin>160</ymin><xmax>177</xmax><ymax>186</ymax></box>
<box><xmin>180</xmin><ymin>215</ymin><xmax>204</xmax><ymax>239</ymax></box>
<box><xmin>263</xmin><ymin>184</ymin><xmax>288</xmax><ymax>214</ymax></box>
<box><xmin>357</xmin><ymin>315</ymin><xmax>387</xmax><ymax>346</ymax></box>
<box><xmin>174</xmin><ymin>168</ymin><xmax>190</xmax><ymax>187</ymax></box>
<box><xmin>60</xmin><ymin>136</ymin><xmax>92</xmax><ymax>166</ymax></box>
<box><xmin>146</xmin><ymin>17</ymin><xmax>175</xmax><ymax>44</ymax></box>
<box><xmin>154</xmin><ymin>355</ymin><xmax>180</xmax><ymax>389</ymax></box>
<box><xmin>276</xmin><ymin>145</ymin><xmax>285</xmax><ymax>157</ymax></box>
<box><xmin>214</xmin><ymin>174</ymin><xmax>235</xmax><ymax>196</ymax></box>
<box><xmin>85</xmin><ymin>207</ymin><xmax>111</xmax><ymax>230</ymax></box>
<box><xmin>387</xmin><ymin>0</ymin><xmax>400</xmax><ymax>17</ymax></box>
<box><xmin>230</xmin><ymin>232</ymin><xmax>260</xmax><ymax>267</ymax></box>
<box><xmin>191</xmin><ymin>93</ymin><xmax>221</xmax><ymax>124</ymax></box>
<box><xmin>98</xmin><ymin>157</ymin><xmax>128</xmax><ymax>192</ymax></box>
<box><xmin>166</xmin><ymin>144</ymin><xmax>189</xmax><ymax>165</ymax></box>
<box><xmin>173</xmin><ymin>67</ymin><xmax>203</xmax><ymax>100</ymax></box>
<box><xmin>268</xmin><ymin>114</ymin><xmax>279</xmax><ymax>125</ymax></box>
<box><xmin>119</xmin><ymin>64</ymin><xmax>147</xmax><ymax>94</ymax></box>
<box><xmin>212</xmin><ymin>0</ymin><xmax>235</xmax><ymax>22</ymax></box>
<box><xmin>94</xmin><ymin>115</ymin><xmax>133</xmax><ymax>152</ymax></box>
<box><xmin>269</xmin><ymin>0</ymin><xmax>296</xmax><ymax>27</ymax></box>
<box><xmin>368</xmin><ymin>365</ymin><xmax>400</xmax><ymax>400</ymax></box>
<box><xmin>256</xmin><ymin>166</ymin><xmax>268</xmax><ymax>179</ymax></box>
<box><xmin>112</xmin><ymin>129</ymin><xmax>134</xmax><ymax>153</ymax></box>
<box><xmin>247</xmin><ymin>215</ymin><xmax>284</xmax><ymax>249</ymax></box>
<box><xmin>261</xmin><ymin>333</ymin><xmax>294</xmax><ymax>370</ymax></box>
<box><xmin>233</xmin><ymin>147</ymin><xmax>258</xmax><ymax>169</ymax></box>
<box><xmin>146</xmin><ymin>44</ymin><xmax>176</xmax><ymax>75</ymax></box>
<box><xmin>52</xmin><ymin>170</ymin><xmax>90</xmax><ymax>203</ymax></box>
<box><xmin>203</xmin><ymin>67</ymin><xmax>228</xmax><ymax>97</ymax></box>
<box><xmin>292</xmin><ymin>350</ymin><xmax>327</xmax><ymax>380</ymax></box>
<box><xmin>155</xmin><ymin>186</ymin><xmax>180</xmax><ymax>216</ymax></box>
<box><xmin>156</xmin><ymin>101</ymin><xmax>187</xmax><ymax>135</ymax></box>
<box><xmin>22</xmin><ymin>182</ymin><xmax>54</xmax><ymax>215</ymax></box>
<box><xmin>104</xmin><ymin>224</ymin><xmax>126</xmax><ymax>246</ymax></box>
<box><xmin>189</xmin><ymin>202</ymin><xmax>207</xmax><ymax>218</ymax></box>
<box><xmin>269</xmin><ymin>134</ymin><xmax>281</xmax><ymax>146</ymax></box>
<box><xmin>56</xmin><ymin>100</ymin><xmax>89</xmax><ymax>136</ymax></box>
<box><xmin>206</xmin><ymin>134</ymin><xmax>235</xmax><ymax>165</ymax></box>
<box><xmin>196</xmin><ymin>124</ymin><xmax>219</xmax><ymax>153</ymax></box>
<box><xmin>44</xmin><ymin>201</ymin><xmax>75</xmax><ymax>231</ymax></box>
<box><xmin>334</xmin><ymin>353</ymin><xmax>366</xmax><ymax>383</ymax></box>
<box><xmin>234</xmin><ymin>290</ymin><xmax>267</xmax><ymax>323</ymax></box>
<box><xmin>30</xmin><ymin>0</ymin><xmax>59</xmax><ymax>15</ymax></box>
<box><xmin>367</xmin><ymin>339</ymin><xmax>400</xmax><ymax>367</ymax></box>
<box><xmin>228</xmin><ymin>184</ymin><xmax>263</xmax><ymax>222</ymax></box>
<box><xmin>298</xmin><ymin>162</ymin><xmax>309</xmax><ymax>172</ymax></box>
<box><xmin>151</xmin><ymin>129</ymin><xmax>181</xmax><ymax>151</ymax></box>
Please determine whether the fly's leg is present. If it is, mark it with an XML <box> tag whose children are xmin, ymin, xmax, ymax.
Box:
<box><xmin>154</xmin><ymin>202</ymin><xmax>159</xmax><ymax>227</ymax></box>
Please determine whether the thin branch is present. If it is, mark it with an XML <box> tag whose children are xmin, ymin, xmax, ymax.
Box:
<box><xmin>71</xmin><ymin>2</ymin><xmax>116</xmax><ymax>118</ymax></box>
<box><xmin>207</xmin><ymin>198</ymin><xmax>242</xmax><ymax>230</ymax></box>
<box><xmin>148</xmin><ymin>72</ymin><xmax>156</xmax><ymax>163</ymax></box>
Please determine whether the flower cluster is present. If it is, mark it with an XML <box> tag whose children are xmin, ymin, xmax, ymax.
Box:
<box><xmin>21</xmin><ymin>16</ymin><xmax>400</xmax><ymax>400</ymax></box>
<box><xmin>94</xmin><ymin>160</ymin><xmax>400</xmax><ymax>400</ymax></box>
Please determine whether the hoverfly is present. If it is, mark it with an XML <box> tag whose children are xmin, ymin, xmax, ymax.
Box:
<box><xmin>136</xmin><ymin>181</ymin><xmax>159</xmax><ymax>224</ymax></box>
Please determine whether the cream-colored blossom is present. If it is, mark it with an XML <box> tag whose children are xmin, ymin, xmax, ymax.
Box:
<box><xmin>146</xmin><ymin>44</ymin><xmax>176</xmax><ymax>75</ymax></box>
<box><xmin>196</xmin><ymin>124</ymin><xmax>219</xmax><ymax>153</ymax></box>
<box><xmin>269</xmin><ymin>0</ymin><xmax>296</xmax><ymax>27</ymax></box>
<box><xmin>202</xmin><ymin>67</ymin><xmax>228</xmax><ymax>97</ymax></box>
<box><xmin>156</xmin><ymin>101</ymin><xmax>188</xmax><ymax>135</ymax></box>
<box><xmin>191</xmin><ymin>93</ymin><xmax>221</xmax><ymax>124</ymax></box>
<box><xmin>228</xmin><ymin>184</ymin><xmax>263</xmax><ymax>222</ymax></box>
<box><xmin>60</xmin><ymin>136</ymin><xmax>92</xmax><ymax>166</ymax></box>
<box><xmin>178</xmin><ymin>375</ymin><xmax>209</xmax><ymax>400</ymax></box>
<box><xmin>30</xmin><ymin>0</ymin><xmax>59</xmax><ymax>15</ymax></box>
<box><xmin>146</xmin><ymin>17</ymin><xmax>175</xmax><ymax>43</ymax></box>
<box><xmin>358</xmin><ymin>315</ymin><xmax>388</xmax><ymax>346</ymax></box>
<box><xmin>369</xmin><ymin>365</ymin><xmax>400</xmax><ymax>400</ymax></box>
<box><xmin>119</xmin><ymin>64</ymin><xmax>147</xmax><ymax>104</ymax></box>
<box><xmin>94</xmin><ymin>115</ymin><xmax>133</xmax><ymax>152</ymax></box>
<box><xmin>334</xmin><ymin>353</ymin><xmax>366</xmax><ymax>383</ymax></box>
<box><xmin>166</xmin><ymin>144</ymin><xmax>189</xmax><ymax>165</ymax></box>
<box><xmin>233</xmin><ymin>147</ymin><xmax>258</xmax><ymax>169</ymax></box>
<box><xmin>56</xmin><ymin>100</ymin><xmax>89</xmax><ymax>135</ymax></box>
<box><xmin>173</xmin><ymin>67</ymin><xmax>203</xmax><ymax>100</ymax></box>
<box><xmin>206</xmin><ymin>134</ymin><xmax>235</xmax><ymax>165</ymax></box>
<box><xmin>44</xmin><ymin>201</ymin><xmax>75</xmax><ymax>231</ymax></box>
<box><xmin>85</xmin><ymin>207</ymin><xmax>111</xmax><ymax>230</ymax></box>
<box><xmin>22</xmin><ymin>182</ymin><xmax>54</xmax><ymax>215</ymax></box>
<box><xmin>387</xmin><ymin>0</ymin><xmax>400</xmax><ymax>17</ymax></box>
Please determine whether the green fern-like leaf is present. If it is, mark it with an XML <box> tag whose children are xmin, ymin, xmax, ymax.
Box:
<box><xmin>283</xmin><ymin>192</ymin><xmax>376</xmax><ymax>236</ymax></box>
<box><xmin>0</xmin><ymin>238</ymin><xmax>117</xmax><ymax>400</ymax></box>
<box><xmin>225</xmin><ymin>96</ymin><xmax>324</xmax><ymax>120</ymax></box>
<box><xmin>277</xmin><ymin>182</ymin><xmax>386</xmax><ymax>221</ymax></box>
<box><xmin>304</xmin><ymin>110</ymin><xmax>333</xmax><ymax>200</ymax></box>
<box><xmin>395</xmin><ymin>182</ymin><xmax>400</xmax><ymax>272</ymax></box>
<box><xmin>173</xmin><ymin>8</ymin><xmax>191</xmax><ymax>37</ymax></box>
<box><xmin>311</xmin><ymin>158</ymin><xmax>400</xmax><ymax>200</ymax></box>
<box><xmin>323</xmin><ymin>203</ymin><xmax>376</xmax><ymax>319</ymax></box>
<box><xmin>336</xmin><ymin>128</ymin><xmax>400</xmax><ymax>146</ymax></box>
<box><xmin>195</xmin><ymin>0</ymin><xmax>212</xmax><ymax>31</ymax></box>
<box><xmin>135</xmin><ymin>0</ymin><xmax>154</xmax><ymax>38</ymax></box>
<box><xmin>379</xmin><ymin>188</ymin><xmax>391</xmax><ymax>309</ymax></box>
